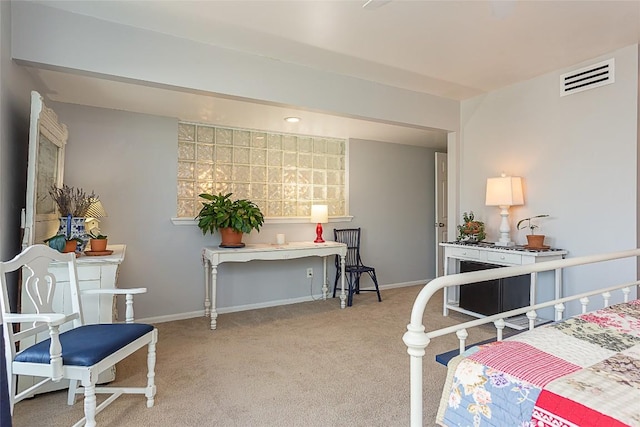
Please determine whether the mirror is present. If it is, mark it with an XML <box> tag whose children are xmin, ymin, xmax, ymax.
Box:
<box><xmin>22</xmin><ymin>91</ymin><xmax>68</xmax><ymax>248</ymax></box>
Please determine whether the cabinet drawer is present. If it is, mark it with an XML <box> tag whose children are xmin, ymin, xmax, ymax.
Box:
<box><xmin>50</xmin><ymin>265</ymin><xmax>101</xmax><ymax>281</ymax></box>
<box><xmin>487</xmin><ymin>251</ymin><xmax>522</xmax><ymax>265</ymax></box>
<box><xmin>448</xmin><ymin>247</ymin><xmax>480</xmax><ymax>260</ymax></box>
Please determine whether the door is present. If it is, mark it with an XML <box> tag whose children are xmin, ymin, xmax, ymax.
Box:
<box><xmin>435</xmin><ymin>152</ymin><xmax>448</xmax><ymax>277</ymax></box>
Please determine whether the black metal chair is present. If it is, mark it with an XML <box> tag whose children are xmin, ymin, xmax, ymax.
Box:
<box><xmin>332</xmin><ymin>228</ymin><xmax>382</xmax><ymax>306</ymax></box>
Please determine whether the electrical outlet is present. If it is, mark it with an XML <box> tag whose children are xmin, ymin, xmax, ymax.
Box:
<box><xmin>306</xmin><ymin>268</ymin><xmax>313</xmax><ymax>278</ymax></box>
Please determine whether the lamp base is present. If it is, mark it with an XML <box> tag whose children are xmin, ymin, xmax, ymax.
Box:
<box><xmin>314</xmin><ymin>223</ymin><xmax>325</xmax><ymax>243</ymax></box>
<box><xmin>494</xmin><ymin>240</ymin><xmax>516</xmax><ymax>247</ymax></box>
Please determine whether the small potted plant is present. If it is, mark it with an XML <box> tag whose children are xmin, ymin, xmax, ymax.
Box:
<box><xmin>44</xmin><ymin>232</ymin><xmax>83</xmax><ymax>254</ymax></box>
<box><xmin>89</xmin><ymin>231</ymin><xmax>108</xmax><ymax>252</ymax></box>
<box><xmin>516</xmin><ymin>214</ymin><xmax>549</xmax><ymax>248</ymax></box>
<box><xmin>195</xmin><ymin>192</ymin><xmax>264</xmax><ymax>248</ymax></box>
<box><xmin>456</xmin><ymin>211</ymin><xmax>486</xmax><ymax>243</ymax></box>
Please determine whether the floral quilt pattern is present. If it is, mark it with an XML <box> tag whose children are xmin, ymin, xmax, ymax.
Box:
<box><xmin>437</xmin><ymin>300</ymin><xmax>640</xmax><ymax>427</ymax></box>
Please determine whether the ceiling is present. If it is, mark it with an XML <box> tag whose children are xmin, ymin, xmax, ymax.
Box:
<box><xmin>24</xmin><ymin>0</ymin><xmax>640</xmax><ymax>148</ymax></box>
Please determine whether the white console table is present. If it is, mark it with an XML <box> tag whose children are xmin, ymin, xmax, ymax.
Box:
<box><xmin>202</xmin><ymin>241</ymin><xmax>347</xmax><ymax>330</ymax></box>
<box><xmin>441</xmin><ymin>242</ymin><xmax>568</xmax><ymax>328</ymax></box>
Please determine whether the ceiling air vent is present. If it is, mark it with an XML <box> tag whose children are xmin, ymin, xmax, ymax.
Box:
<box><xmin>560</xmin><ymin>58</ymin><xmax>614</xmax><ymax>96</ymax></box>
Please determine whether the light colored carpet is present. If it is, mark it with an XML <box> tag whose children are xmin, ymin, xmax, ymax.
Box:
<box><xmin>11</xmin><ymin>286</ymin><xmax>494</xmax><ymax>426</ymax></box>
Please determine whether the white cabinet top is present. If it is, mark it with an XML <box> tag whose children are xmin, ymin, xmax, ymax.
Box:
<box><xmin>76</xmin><ymin>244</ymin><xmax>126</xmax><ymax>265</ymax></box>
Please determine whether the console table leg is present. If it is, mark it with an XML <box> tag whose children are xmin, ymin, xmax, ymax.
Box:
<box><xmin>555</xmin><ymin>268</ymin><xmax>562</xmax><ymax>300</ymax></box>
<box><xmin>322</xmin><ymin>257</ymin><xmax>328</xmax><ymax>300</ymax></box>
<box><xmin>210</xmin><ymin>264</ymin><xmax>218</xmax><ymax>330</ymax></box>
<box><xmin>340</xmin><ymin>255</ymin><xmax>346</xmax><ymax>308</ymax></box>
<box><xmin>443</xmin><ymin>256</ymin><xmax>450</xmax><ymax>316</ymax></box>
<box><xmin>203</xmin><ymin>257</ymin><xmax>211</xmax><ymax>317</ymax></box>
<box><xmin>530</xmin><ymin>272</ymin><xmax>538</xmax><ymax>306</ymax></box>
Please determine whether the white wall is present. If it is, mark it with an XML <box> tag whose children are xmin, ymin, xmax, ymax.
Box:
<box><xmin>2</xmin><ymin>1</ymin><xmax>451</xmax><ymax>321</ymax></box>
<box><xmin>460</xmin><ymin>44</ymin><xmax>639</xmax><ymax>313</ymax></box>
<box><xmin>11</xmin><ymin>1</ymin><xmax>459</xmax><ymax>133</ymax></box>
<box><xmin>0</xmin><ymin>1</ymin><xmax>39</xmax><ymax>310</ymax></box>
<box><xmin>52</xmin><ymin>104</ymin><xmax>438</xmax><ymax>320</ymax></box>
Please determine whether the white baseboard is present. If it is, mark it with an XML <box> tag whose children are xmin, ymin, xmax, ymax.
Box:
<box><xmin>138</xmin><ymin>279</ymin><xmax>431</xmax><ymax>324</ymax></box>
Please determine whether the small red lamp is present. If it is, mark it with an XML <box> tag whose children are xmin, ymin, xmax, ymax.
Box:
<box><xmin>310</xmin><ymin>204</ymin><xmax>328</xmax><ymax>243</ymax></box>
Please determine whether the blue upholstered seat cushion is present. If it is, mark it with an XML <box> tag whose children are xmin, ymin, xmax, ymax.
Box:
<box><xmin>15</xmin><ymin>323</ymin><xmax>154</xmax><ymax>367</ymax></box>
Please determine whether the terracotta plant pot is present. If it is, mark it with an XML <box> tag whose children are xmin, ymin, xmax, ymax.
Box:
<box><xmin>526</xmin><ymin>234</ymin><xmax>545</xmax><ymax>248</ymax></box>
<box><xmin>63</xmin><ymin>240</ymin><xmax>77</xmax><ymax>253</ymax></box>
<box><xmin>219</xmin><ymin>227</ymin><xmax>244</xmax><ymax>247</ymax></box>
<box><xmin>90</xmin><ymin>238</ymin><xmax>108</xmax><ymax>252</ymax></box>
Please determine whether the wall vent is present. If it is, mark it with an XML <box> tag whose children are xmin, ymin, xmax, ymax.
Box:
<box><xmin>560</xmin><ymin>58</ymin><xmax>615</xmax><ymax>96</ymax></box>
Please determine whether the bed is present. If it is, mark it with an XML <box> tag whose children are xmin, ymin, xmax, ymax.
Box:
<box><xmin>403</xmin><ymin>249</ymin><xmax>640</xmax><ymax>427</ymax></box>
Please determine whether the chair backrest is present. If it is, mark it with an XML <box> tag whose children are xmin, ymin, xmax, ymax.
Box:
<box><xmin>0</xmin><ymin>309</ymin><xmax>12</xmax><ymax>427</ymax></box>
<box><xmin>1</xmin><ymin>245</ymin><xmax>85</xmax><ymax>361</ymax></box>
<box><xmin>333</xmin><ymin>228</ymin><xmax>363</xmax><ymax>267</ymax></box>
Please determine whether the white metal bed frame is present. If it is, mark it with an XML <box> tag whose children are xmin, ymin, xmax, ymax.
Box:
<box><xmin>402</xmin><ymin>248</ymin><xmax>640</xmax><ymax>427</ymax></box>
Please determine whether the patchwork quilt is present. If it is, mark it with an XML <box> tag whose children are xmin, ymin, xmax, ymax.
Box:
<box><xmin>436</xmin><ymin>300</ymin><xmax>640</xmax><ymax>427</ymax></box>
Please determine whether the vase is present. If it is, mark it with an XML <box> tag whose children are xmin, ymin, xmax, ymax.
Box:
<box><xmin>218</xmin><ymin>227</ymin><xmax>244</xmax><ymax>248</ymax></box>
<box><xmin>58</xmin><ymin>216</ymin><xmax>89</xmax><ymax>252</ymax></box>
<box><xmin>525</xmin><ymin>234</ymin><xmax>546</xmax><ymax>248</ymax></box>
<box><xmin>90</xmin><ymin>238</ymin><xmax>108</xmax><ymax>252</ymax></box>
<box><xmin>63</xmin><ymin>240</ymin><xmax>77</xmax><ymax>253</ymax></box>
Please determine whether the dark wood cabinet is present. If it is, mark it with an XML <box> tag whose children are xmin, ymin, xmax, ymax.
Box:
<box><xmin>459</xmin><ymin>261</ymin><xmax>530</xmax><ymax>316</ymax></box>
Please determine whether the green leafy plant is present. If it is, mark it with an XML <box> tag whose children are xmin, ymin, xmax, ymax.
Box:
<box><xmin>195</xmin><ymin>192</ymin><xmax>264</xmax><ymax>235</ymax></box>
<box><xmin>457</xmin><ymin>211</ymin><xmax>486</xmax><ymax>242</ymax></box>
<box><xmin>44</xmin><ymin>233</ymin><xmax>82</xmax><ymax>252</ymax></box>
<box><xmin>516</xmin><ymin>214</ymin><xmax>549</xmax><ymax>235</ymax></box>
<box><xmin>89</xmin><ymin>230</ymin><xmax>107</xmax><ymax>239</ymax></box>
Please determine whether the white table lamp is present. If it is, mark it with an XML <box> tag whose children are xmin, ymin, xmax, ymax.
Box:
<box><xmin>485</xmin><ymin>174</ymin><xmax>524</xmax><ymax>246</ymax></box>
<box><xmin>310</xmin><ymin>204</ymin><xmax>328</xmax><ymax>243</ymax></box>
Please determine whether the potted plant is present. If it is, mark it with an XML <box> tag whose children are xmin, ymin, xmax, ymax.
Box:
<box><xmin>89</xmin><ymin>231</ymin><xmax>108</xmax><ymax>252</ymax></box>
<box><xmin>516</xmin><ymin>214</ymin><xmax>549</xmax><ymax>248</ymax></box>
<box><xmin>49</xmin><ymin>185</ymin><xmax>97</xmax><ymax>251</ymax></box>
<box><xmin>44</xmin><ymin>231</ymin><xmax>83</xmax><ymax>253</ymax></box>
<box><xmin>456</xmin><ymin>211</ymin><xmax>486</xmax><ymax>242</ymax></box>
<box><xmin>195</xmin><ymin>192</ymin><xmax>264</xmax><ymax>247</ymax></box>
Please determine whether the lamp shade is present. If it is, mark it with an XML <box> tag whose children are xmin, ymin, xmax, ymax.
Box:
<box><xmin>310</xmin><ymin>205</ymin><xmax>328</xmax><ymax>223</ymax></box>
<box><xmin>84</xmin><ymin>199</ymin><xmax>108</xmax><ymax>218</ymax></box>
<box><xmin>485</xmin><ymin>176</ymin><xmax>524</xmax><ymax>207</ymax></box>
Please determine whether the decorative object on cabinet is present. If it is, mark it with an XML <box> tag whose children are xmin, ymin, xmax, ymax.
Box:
<box><xmin>84</xmin><ymin>198</ymin><xmax>108</xmax><ymax>237</ymax></box>
<box><xmin>88</xmin><ymin>230</ymin><xmax>109</xmax><ymax>253</ymax></box>
<box><xmin>49</xmin><ymin>185</ymin><xmax>96</xmax><ymax>217</ymax></box>
<box><xmin>310</xmin><ymin>204</ymin><xmax>328</xmax><ymax>243</ymax></box>
<box><xmin>517</xmin><ymin>214</ymin><xmax>550</xmax><ymax>249</ymax></box>
<box><xmin>47</xmin><ymin>185</ymin><xmax>98</xmax><ymax>253</ymax></box>
<box><xmin>2</xmin><ymin>244</ymin><xmax>156</xmax><ymax>427</ymax></box>
<box><xmin>43</xmin><ymin>214</ymin><xmax>85</xmax><ymax>253</ymax></box>
<box><xmin>195</xmin><ymin>192</ymin><xmax>264</xmax><ymax>248</ymax></box>
<box><xmin>485</xmin><ymin>173</ymin><xmax>524</xmax><ymax>247</ymax></box>
<box><xmin>456</xmin><ymin>211</ymin><xmax>486</xmax><ymax>242</ymax></box>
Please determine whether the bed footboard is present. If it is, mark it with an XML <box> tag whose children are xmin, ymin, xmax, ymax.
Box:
<box><xmin>403</xmin><ymin>248</ymin><xmax>640</xmax><ymax>427</ymax></box>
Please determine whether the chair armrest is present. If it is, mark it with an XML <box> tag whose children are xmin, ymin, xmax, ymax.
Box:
<box><xmin>6</xmin><ymin>313</ymin><xmax>64</xmax><ymax>382</ymax></box>
<box><xmin>82</xmin><ymin>287</ymin><xmax>147</xmax><ymax>295</ymax></box>
<box><xmin>82</xmin><ymin>288</ymin><xmax>147</xmax><ymax>323</ymax></box>
<box><xmin>4</xmin><ymin>313</ymin><xmax>66</xmax><ymax>326</ymax></box>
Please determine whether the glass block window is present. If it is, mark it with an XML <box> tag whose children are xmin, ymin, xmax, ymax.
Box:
<box><xmin>177</xmin><ymin>122</ymin><xmax>346</xmax><ymax>218</ymax></box>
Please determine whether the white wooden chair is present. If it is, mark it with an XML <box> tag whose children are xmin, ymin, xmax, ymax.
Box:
<box><xmin>0</xmin><ymin>244</ymin><xmax>158</xmax><ymax>427</ymax></box>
